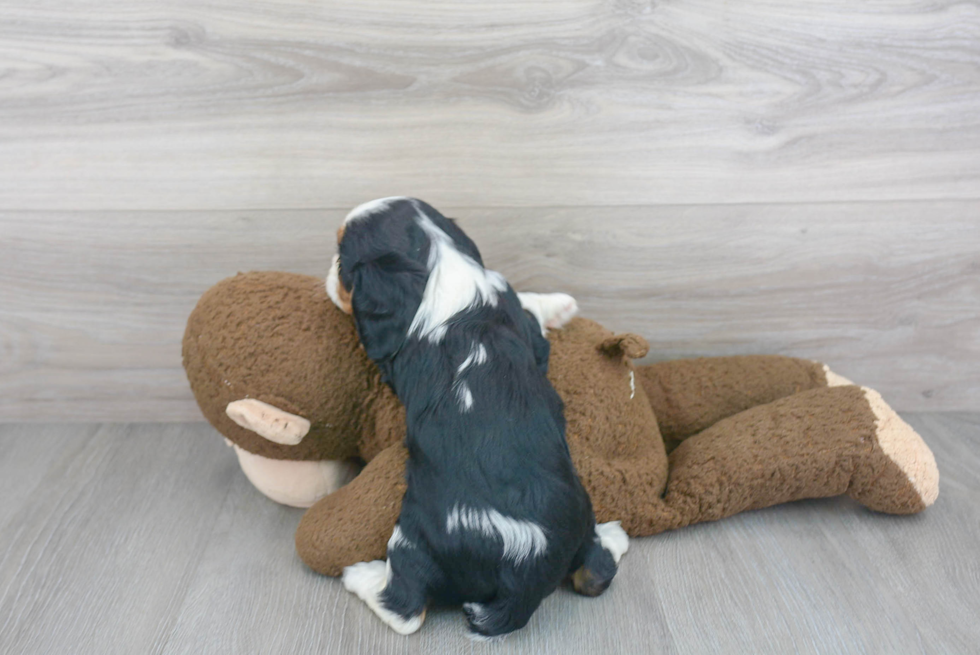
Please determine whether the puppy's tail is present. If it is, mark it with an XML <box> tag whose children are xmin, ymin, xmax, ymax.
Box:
<box><xmin>571</xmin><ymin>521</ymin><xmax>628</xmax><ymax>597</ymax></box>
<box><xmin>463</xmin><ymin>592</ymin><xmax>544</xmax><ymax>640</ymax></box>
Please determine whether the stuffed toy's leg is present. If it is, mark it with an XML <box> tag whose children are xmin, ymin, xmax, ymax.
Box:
<box><xmin>635</xmin><ymin>355</ymin><xmax>845</xmax><ymax>451</ymax></box>
<box><xmin>655</xmin><ymin>384</ymin><xmax>939</xmax><ymax>533</ymax></box>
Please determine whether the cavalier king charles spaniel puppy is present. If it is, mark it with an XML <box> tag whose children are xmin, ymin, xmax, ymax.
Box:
<box><xmin>326</xmin><ymin>197</ymin><xmax>628</xmax><ymax>639</ymax></box>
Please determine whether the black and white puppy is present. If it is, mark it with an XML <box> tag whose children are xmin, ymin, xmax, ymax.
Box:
<box><xmin>327</xmin><ymin>197</ymin><xmax>628</xmax><ymax>639</ymax></box>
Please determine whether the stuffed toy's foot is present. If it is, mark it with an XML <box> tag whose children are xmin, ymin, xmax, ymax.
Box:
<box><xmin>849</xmin><ymin>387</ymin><xmax>939</xmax><ymax>512</ymax></box>
<box><xmin>231</xmin><ymin>443</ymin><xmax>359</xmax><ymax>508</ymax></box>
<box><xmin>821</xmin><ymin>363</ymin><xmax>855</xmax><ymax>387</ymax></box>
<box><xmin>658</xmin><ymin>385</ymin><xmax>939</xmax><ymax>532</ymax></box>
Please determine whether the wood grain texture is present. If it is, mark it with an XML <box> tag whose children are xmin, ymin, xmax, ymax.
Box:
<box><xmin>0</xmin><ymin>0</ymin><xmax>978</xmax><ymax>210</ymax></box>
<box><xmin>0</xmin><ymin>416</ymin><xmax>977</xmax><ymax>653</ymax></box>
<box><xmin>0</xmin><ymin>424</ymin><xmax>237</xmax><ymax>655</ymax></box>
<box><xmin>1</xmin><ymin>202</ymin><xmax>977</xmax><ymax>420</ymax></box>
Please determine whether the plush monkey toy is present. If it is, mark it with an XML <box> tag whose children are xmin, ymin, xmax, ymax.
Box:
<box><xmin>183</xmin><ymin>271</ymin><xmax>939</xmax><ymax>576</ymax></box>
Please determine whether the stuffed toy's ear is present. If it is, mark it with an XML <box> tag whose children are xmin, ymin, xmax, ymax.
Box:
<box><xmin>598</xmin><ymin>333</ymin><xmax>650</xmax><ymax>360</ymax></box>
<box><xmin>348</xmin><ymin>253</ymin><xmax>426</xmax><ymax>366</ymax></box>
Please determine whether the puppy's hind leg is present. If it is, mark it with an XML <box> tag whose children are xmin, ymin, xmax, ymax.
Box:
<box><xmin>571</xmin><ymin>521</ymin><xmax>629</xmax><ymax>597</ymax></box>
<box><xmin>342</xmin><ymin>526</ymin><xmax>438</xmax><ymax>635</ymax></box>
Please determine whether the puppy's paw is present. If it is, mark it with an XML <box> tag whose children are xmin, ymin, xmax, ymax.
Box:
<box><xmin>595</xmin><ymin>521</ymin><xmax>629</xmax><ymax>564</ymax></box>
<box><xmin>518</xmin><ymin>292</ymin><xmax>579</xmax><ymax>333</ymax></box>
<box><xmin>342</xmin><ymin>560</ymin><xmax>388</xmax><ymax>599</ymax></box>
<box><xmin>343</xmin><ymin>560</ymin><xmax>426</xmax><ymax>635</ymax></box>
<box><xmin>542</xmin><ymin>293</ymin><xmax>578</xmax><ymax>329</ymax></box>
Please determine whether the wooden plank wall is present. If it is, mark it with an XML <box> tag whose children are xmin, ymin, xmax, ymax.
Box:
<box><xmin>1</xmin><ymin>0</ymin><xmax>978</xmax><ymax>420</ymax></box>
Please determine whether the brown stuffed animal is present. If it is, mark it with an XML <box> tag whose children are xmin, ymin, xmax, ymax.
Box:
<box><xmin>183</xmin><ymin>271</ymin><xmax>940</xmax><ymax>577</ymax></box>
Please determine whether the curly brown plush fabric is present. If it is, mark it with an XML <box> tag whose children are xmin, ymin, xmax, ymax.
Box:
<box><xmin>182</xmin><ymin>272</ymin><xmax>940</xmax><ymax>577</ymax></box>
<box><xmin>183</xmin><ymin>272</ymin><xmax>403</xmax><ymax>462</ymax></box>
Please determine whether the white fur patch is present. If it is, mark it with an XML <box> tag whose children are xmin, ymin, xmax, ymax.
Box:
<box><xmin>517</xmin><ymin>292</ymin><xmax>579</xmax><ymax>337</ymax></box>
<box><xmin>595</xmin><ymin>521</ymin><xmax>629</xmax><ymax>564</ymax></box>
<box><xmin>409</xmin><ymin>212</ymin><xmax>507</xmax><ymax>343</ymax></box>
<box><xmin>457</xmin><ymin>342</ymin><xmax>489</xmax><ymax>375</ymax></box>
<box><xmin>446</xmin><ymin>504</ymin><xmax>547</xmax><ymax>564</ymax></box>
<box><xmin>342</xmin><ymin>560</ymin><xmax>425</xmax><ymax>635</ymax></box>
<box><xmin>452</xmin><ymin>343</ymin><xmax>486</xmax><ymax>412</ymax></box>
<box><xmin>345</xmin><ymin>196</ymin><xmax>407</xmax><ymax>224</ymax></box>
<box><xmin>388</xmin><ymin>525</ymin><xmax>414</xmax><ymax>551</ymax></box>
<box><xmin>463</xmin><ymin>601</ymin><xmax>502</xmax><ymax>641</ymax></box>
<box><xmin>455</xmin><ymin>381</ymin><xmax>474</xmax><ymax>411</ymax></box>
<box><xmin>463</xmin><ymin>602</ymin><xmax>488</xmax><ymax>627</ymax></box>
<box><xmin>326</xmin><ymin>254</ymin><xmax>345</xmax><ymax>312</ymax></box>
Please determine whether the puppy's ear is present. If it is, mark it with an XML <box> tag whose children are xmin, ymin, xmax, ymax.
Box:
<box><xmin>348</xmin><ymin>253</ymin><xmax>426</xmax><ymax>364</ymax></box>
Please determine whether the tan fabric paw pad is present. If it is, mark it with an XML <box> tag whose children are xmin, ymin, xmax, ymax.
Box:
<box><xmin>862</xmin><ymin>387</ymin><xmax>940</xmax><ymax>508</ymax></box>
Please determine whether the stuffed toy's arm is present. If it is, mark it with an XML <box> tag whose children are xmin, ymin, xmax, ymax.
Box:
<box><xmin>295</xmin><ymin>444</ymin><xmax>408</xmax><ymax>577</ymax></box>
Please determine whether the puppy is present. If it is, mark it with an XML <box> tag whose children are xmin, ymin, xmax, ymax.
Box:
<box><xmin>327</xmin><ymin>197</ymin><xmax>628</xmax><ymax>639</ymax></box>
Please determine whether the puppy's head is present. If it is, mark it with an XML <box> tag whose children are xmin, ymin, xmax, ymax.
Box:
<box><xmin>327</xmin><ymin>197</ymin><xmax>485</xmax><ymax>363</ymax></box>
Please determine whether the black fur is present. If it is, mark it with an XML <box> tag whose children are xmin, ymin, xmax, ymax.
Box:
<box><xmin>339</xmin><ymin>198</ymin><xmax>614</xmax><ymax>637</ymax></box>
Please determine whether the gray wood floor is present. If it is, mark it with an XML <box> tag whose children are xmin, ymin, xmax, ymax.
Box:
<box><xmin>1</xmin><ymin>415</ymin><xmax>977</xmax><ymax>654</ymax></box>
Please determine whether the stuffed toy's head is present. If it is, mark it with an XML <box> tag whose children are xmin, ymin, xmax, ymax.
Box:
<box><xmin>182</xmin><ymin>271</ymin><xmax>672</xmax><ymax>518</ymax></box>
<box><xmin>182</xmin><ymin>272</ymin><xmax>407</xmax><ymax>464</ymax></box>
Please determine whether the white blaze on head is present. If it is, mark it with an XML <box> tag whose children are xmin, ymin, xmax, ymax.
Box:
<box><xmin>344</xmin><ymin>196</ymin><xmax>411</xmax><ymax>224</ymax></box>
<box><xmin>409</xmin><ymin>213</ymin><xmax>507</xmax><ymax>343</ymax></box>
